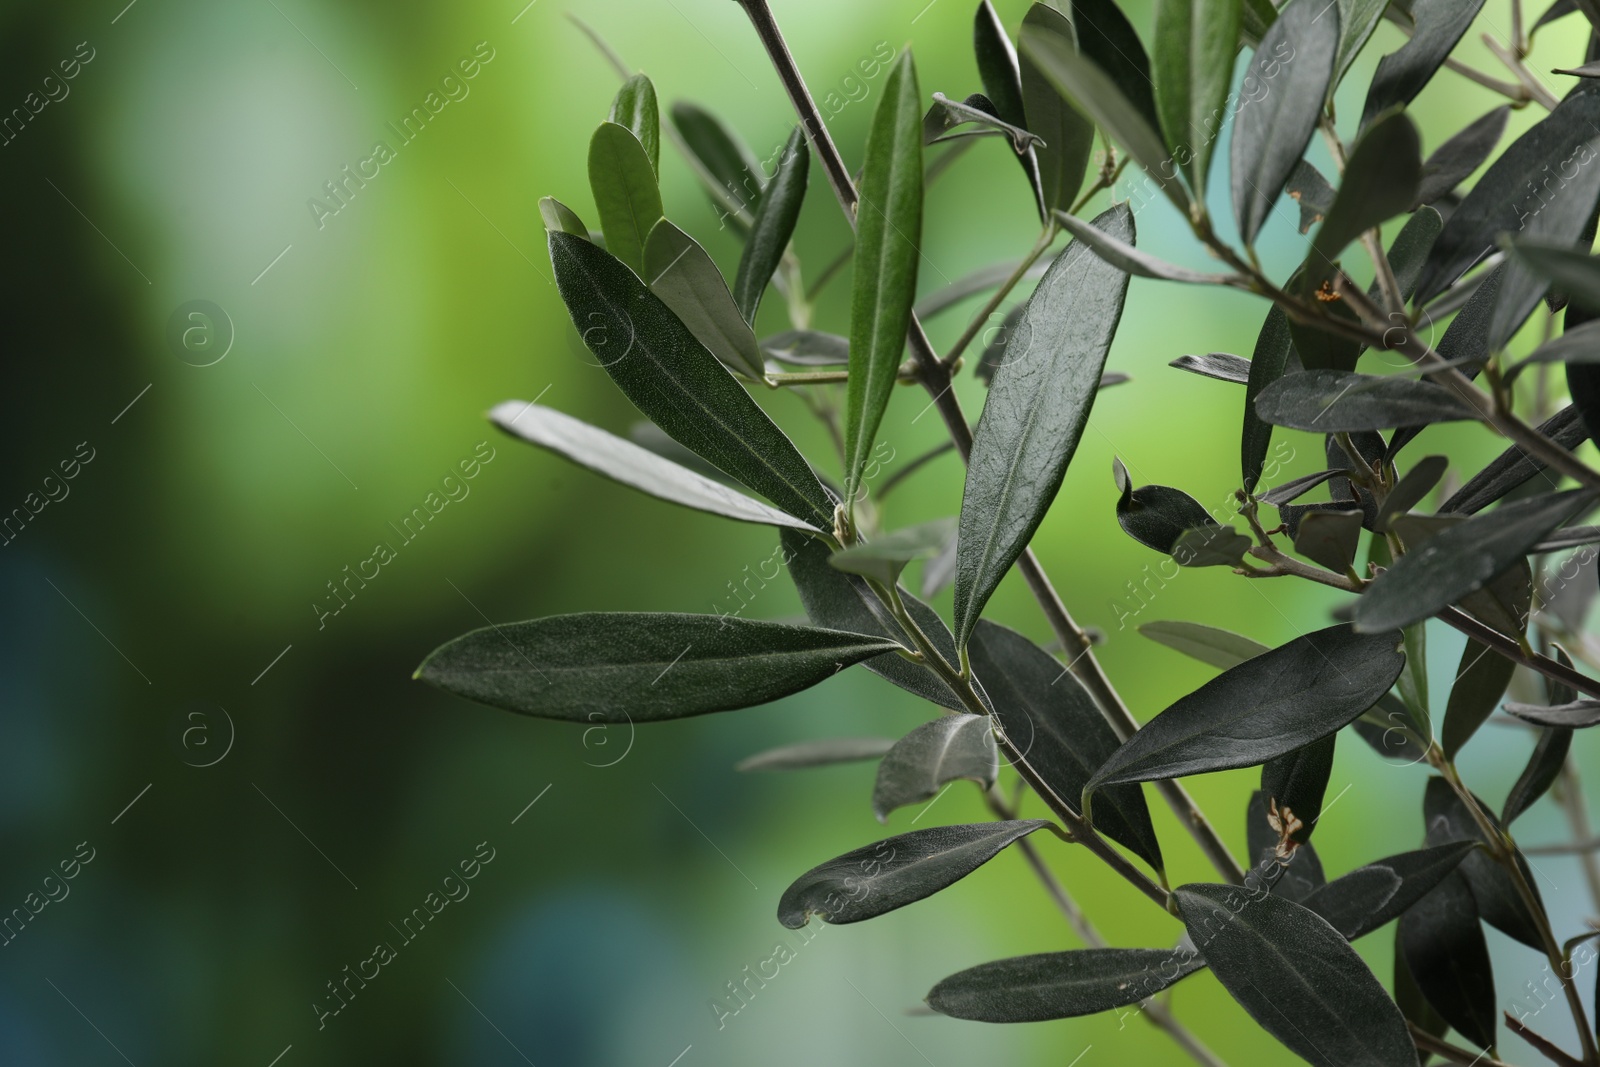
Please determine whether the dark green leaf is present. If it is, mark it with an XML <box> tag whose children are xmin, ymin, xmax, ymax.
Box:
<box><xmin>925</xmin><ymin>93</ymin><xmax>1041</xmax><ymax>152</ymax></box>
<box><xmin>1414</xmin><ymin>84</ymin><xmax>1600</xmax><ymax>307</ymax></box>
<box><xmin>1504</xmin><ymin>699</ymin><xmax>1600</xmax><ymax>727</ymax></box>
<box><xmin>1308</xmin><ymin>109</ymin><xmax>1423</xmax><ymax>276</ymax></box>
<box><xmin>1392</xmin><ymin>266</ymin><xmax>1506</xmax><ymax>460</ymax></box>
<box><xmin>643</xmin><ymin>220</ymin><xmax>767</xmax><ymax>379</ymax></box>
<box><xmin>1019</xmin><ymin>21</ymin><xmax>1189</xmax><ymax>212</ymax></box>
<box><xmin>1293</xmin><ymin>509</ymin><xmax>1364</xmax><ymax>572</ymax></box>
<box><xmin>1490</xmin><ymin>206</ymin><xmax>1600</xmax><ymax>355</ymax></box>
<box><xmin>1397</xmin><ymin>872</ymin><xmax>1496</xmax><ymax>1050</ymax></box>
<box><xmin>1439</xmin><ymin>404</ymin><xmax>1584</xmax><ymax>514</ymax></box>
<box><xmin>1152</xmin><ymin>0</ymin><xmax>1241</xmax><ymax>198</ymax></box>
<box><xmin>761</xmin><ymin>330</ymin><xmax>849</xmax><ymax>366</ymax></box>
<box><xmin>916</xmin><ymin>256</ymin><xmax>1052</xmax><ymax>320</ymax></box>
<box><xmin>1424</xmin><ymin>777</ymin><xmax>1545</xmax><ymax>949</ymax></box>
<box><xmin>1395</xmin><ymin>938</ymin><xmax>1450</xmax><ymax>1049</ymax></box>
<box><xmin>781</xmin><ymin>527</ymin><xmax>963</xmax><ymax>711</ymax></box>
<box><xmin>1287</xmin><ymin>158</ymin><xmax>1335</xmax><ymax>234</ymax></box>
<box><xmin>1071</xmin><ymin>0</ymin><xmax>1161</xmax><ymax>131</ymax></box>
<box><xmin>1557</xmin><ymin>61</ymin><xmax>1600</xmax><ymax>77</ymax></box>
<box><xmin>489</xmin><ymin>402</ymin><xmax>815</xmax><ymax>531</ymax></box>
<box><xmin>845</xmin><ymin>52</ymin><xmax>923</xmax><ymax>512</ymax></box>
<box><xmin>1440</xmin><ymin>639</ymin><xmax>1518</xmax><ymax>758</ymax></box>
<box><xmin>1261</xmin><ymin>468</ymin><xmax>1346</xmax><ymax>507</ymax></box>
<box><xmin>829</xmin><ymin>518</ymin><xmax>958</xmax><ymax>587</ymax></box>
<box><xmin>1374</xmin><ymin>455</ymin><xmax>1448</xmax><ymax>531</ymax></box>
<box><xmin>1262</xmin><ymin>734</ymin><xmax>1335</xmax><ymax>843</ymax></box>
<box><xmin>539</xmin><ymin>195</ymin><xmax>589</xmax><ymax>237</ymax></box>
<box><xmin>1507</xmin><ymin>319</ymin><xmax>1600</xmax><ymax>383</ymax></box>
<box><xmin>417</xmin><ymin>613</ymin><xmax>901</xmax><ymax>723</ymax></box>
<box><xmin>1175</xmin><ymin>885</ymin><xmax>1419</xmax><ymax>1067</ymax></box>
<box><xmin>973</xmin><ymin>1</ymin><xmax>1027</xmax><ymax>128</ymax></box>
<box><xmin>733</xmin><ymin>127</ymin><xmax>809</xmax><ymax>325</ymax></box>
<box><xmin>1334</xmin><ymin>0</ymin><xmax>1392</xmax><ymax>85</ymax></box>
<box><xmin>1354</xmin><ymin>488</ymin><xmax>1600</xmax><ymax>632</ymax></box>
<box><xmin>1243</xmin><ymin>304</ymin><xmax>1294</xmax><ymax>492</ymax></box>
<box><xmin>1360</xmin><ymin>0</ymin><xmax>1488</xmax><ymax>126</ymax></box>
<box><xmin>671</xmin><ymin>100</ymin><xmax>762</xmax><ymax>217</ymax></box>
<box><xmin>550</xmin><ymin>232</ymin><xmax>835</xmax><ymax>529</ymax></box>
<box><xmin>871</xmin><ymin>714</ymin><xmax>998</xmax><ymax>821</ymax></box>
<box><xmin>1255</xmin><ymin>370</ymin><xmax>1478</xmax><ymax>432</ymax></box>
<box><xmin>1084</xmin><ymin>625</ymin><xmax>1405</xmax><ymax>797</ymax></box>
<box><xmin>969</xmin><ymin>620</ymin><xmax>1164</xmax><ymax>872</ymax></box>
<box><xmin>1416</xmin><ymin>107</ymin><xmax>1509</xmax><ymax>206</ymax></box>
<box><xmin>1115</xmin><ymin>466</ymin><xmax>1217</xmax><ymax>555</ymax></box>
<box><xmin>1231</xmin><ymin>0</ymin><xmax>1340</xmax><ymax>246</ymax></box>
<box><xmin>927</xmin><ymin>948</ymin><xmax>1204</xmax><ymax>1022</ymax></box>
<box><xmin>1287</xmin><ymin>283</ymin><xmax>1363</xmax><ymax>372</ymax></box>
<box><xmin>1509</xmin><ymin>240</ymin><xmax>1600</xmax><ymax>313</ymax></box>
<box><xmin>777</xmin><ymin>821</ymin><xmax>1050</xmax><ymax>928</ymax></box>
<box><xmin>975</xmin><ymin>304</ymin><xmax>1027</xmax><ymax>384</ymax></box>
<box><xmin>609</xmin><ymin>74</ymin><xmax>660</xmax><ymax>174</ymax></box>
<box><xmin>1537</xmin><ymin>524</ymin><xmax>1600</xmax><ymax>551</ymax></box>
<box><xmin>1301</xmin><ymin>841</ymin><xmax>1478</xmax><ymax>940</ymax></box>
<box><xmin>954</xmin><ymin>204</ymin><xmax>1133</xmax><ymax>649</ymax></box>
<box><xmin>1171</xmin><ymin>351</ymin><xmax>1251</xmax><ymax>383</ymax></box>
<box><xmin>1246</xmin><ymin>789</ymin><xmax>1326</xmax><ymax>901</ymax></box>
<box><xmin>736</xmin><ymin>736</ymin><xmax>896</xmax><ymax>772</ymax></box>
<box><xmin>1138</xmin><ymin>620</ymin><xmax>1268</xmax><ymax>669</ymax></box>
<box><xmin>1534</xmin><ymin>0</ymin><xmax>1581</xmax><ymax>35</ymax></box>
<box><xmin>1377</xmin><ymin>207</ymin><xmax>1444</xmax><ymax>303</ymax></box>
<box><xmin>1172</xmin><ymin>524</ymin><xmax>1253</xmax><ymax>567</ymax></box>
<box><xmin>1053</xmin><ymin>210</ymin><xmax>1234</xmax><ymax>283</ymax></box>
<box><xmin>1018</xmin><ymin>5</ymin><xmax>1095</xmax><ymax>214</ymax></box>
<box><xmin>587</xmin><ymin>122</ymin><xmax>663</xmax><ymax>274</ymax></box>
<box><xmin>1503</xmin><ymin>724</ymin><xmax>1573</xmax><ymax>823</ymax></box>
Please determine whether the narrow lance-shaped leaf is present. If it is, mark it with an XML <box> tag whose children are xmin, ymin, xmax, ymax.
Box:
<box><xmin>1072</xmin><ymin>0</ymin><xmax>1161</xmax><ymax>131</ymax></box>
<box><xmin>608</xmin><ymin>74</ymin><xmax>660</xmax><ymax>175</ymax></box>
<box><xmin>1361</xmin><ymin>0</ymin><xmax>1489</xmax><ymax>126</ymax></box>
<box><xmin>489</xmin><ymin>402</ymin><xmax>816</xmax><ymax>531</ymax></box>
<box><xmin>1261</xmin><ymin>733</ymin><xmax>1335</xmax><ymax>843</ymax></box>
<box><xmin>643</xmin><ymin>220</ymin><xmax>767</xmax><ymax>379</ymax></box>
<box><xmin>1504</xmin><ymin>699</ymin><xmax>1600</xmax><ymax>728</ymax></box>
<box><xmin>1374</xmin><ymin>455</ymin><xmax>1448</xmax><ymax>531</ymax></box>
<box><xmin>1378</xmin><ymin>207</ymin><xmax>1444</xmax><ymax>304</ymax></box>
<box><xmin>733</xmin><ymin>126</ymin><xmax>809</xmax><ymax>325</ymax></box>
<box><xmin>845</xmin><ymin>51</ymin><xmax>923</xmax><ymax>514</ymax></box>
<box><xmin>762</xmin><ymin>330</ymin><xmax>849</xmax><ymax>367</ymax></box>
<box><xmin>927</xmin><ymin>948</ymin><xmax>1205</xmax><ymax>1023</ymax></box>
<box><xmin>871</xmin><ymin>715</ymin><xmax>998</xmax><ymax>822</ymax></box>
<box><xmin>736</xmin><ymin>736</ymin><xmax>895</xmax><ymax>772</ymax></box>
<box><xmin>969</xmin><ymin>620</ymin><xmax>1164</xmax><ymax>873</ymax></box>
<box><xmin>1333</xmin><ymin>0</ymin><xmax>1392</xmax><ymax>86</ymax></box>
<box><xmin>829</xmin><ymin>518</ymin><xmax>957</xmax><ymax>587</ymax></box>
<box><xmin>1231</xmin><ymin>0</ymin><xmax>1339</xmax><ymax>246</ymax></box>
<box><xmin>1416</xmin><ymin>106</ymin><xmax>1510</xmax><ymax>206</ymax></box>
<box><xmin>954</xmin><ymin>204</ymin><xmax>1134</xmax><ymax>649</ymax></box>
<box><xmin>1139</xmin><ymin>620</ymin><xmax>1269</xmax><ymax>669</ymax></box>
<box><xmin>539</xmin><ymin>196</ymin><xmax>589</xmax><ymax>237</ymax></box>
<box><xmin>1152</xmin><ymin>0</ymin><xmax>1242</xmax><ymax>198</ymax></box>
<box><xmin>1439</xmin><ymin>405</ymin><xmax>1584</xmax><ymax>514</ymax></box>
<box><xmin>1175</xmin><ymin>885</ymin><xmax>1420</xmax><ymax>1067</ymax></box>
<box><xmin>550</xmin><ymin>232</ymin><xmax>835</xmax><ymax>530</ymax></box>
<box><xmin>777</xmin><ymin>821</ymin><xmax>1050</xmax><ymax>928</ymax></box>
<box><xmin>1300</xmin><ymin>841</ymin><xmax>1478</xmax><ymax>941</ymax></box>
<box><xmin>1489</xmin><ymin>183</ymin><xmax>1600</xmax><ymax>355</ymax></box>
<box><xmin>975</xmin><ymin>0</ymin><xmax>1046</xmax><ymax>217</ymax></box>
<box><xmin>1507</xmin><ymin>319</ymin><xmax>1600</xmax><ymax>383</ymax></box>
<box><xmin>1171</xmin><ymin>351</ymin><xmax>1251</xmax><ymax>383</ymax></box>
<box><xmin>1243</xmin><ymin>304</ymin><xmax>1294</xmax><ymax>492</ymax></box>
<box><xmin>1084</xmin><ymin>625</ymin><xmax>1405</xmax><ymax>800</ymax></box>
<box><xmin>1256</xmin><ymin>370</ymin><xmax>1478</xmax><ymax>432</ymax></box>
<box><xmin>1053</xmin><ymin>209</ymin><xmax>1234</xmax><ymax>283</ymax></box>
<box><xmin>1509</xmin><ymin>241</ymin><xmax>1600</xmax><ymax>315</ymax></box>
<box><xmin>1307</xmin><ymin>109</ymin><xmax>1423</xmax><ymax>279</ymax></box>
<box><xmin>417</xmin><ymin>613</ymin><xmax>902</xmax><ymax>723</ymax></box>
<box><xmin>1440</xmin><ymin>638</ymin><xmax>1517</xmax><ymax>758</ymax></box>
<box><xmin>1424</xmin><ymin>777</ymin><xmax>1546</xmax><ymax>949</ymax></box>
<box><xmin>1353</xmin><ymin>488</ymin><xmax>1600</xmax><ymax>632</ymax></box>
<box><xmin>587</xmin><ymin>122</ymin><xmax>663</xmax><ymax>274</ymax></box>
<box><xmin>671</xmin><ymin>100</ymin><xmax>763</xmax><ymax>218</ymax></box>
<box><xmin>1397</xmin><ymin>872</ymin><xmax>1497</xmax><ymax>1051</ymax></box>
<box><xmin>1018</xmin><ymin>4</ymin><xmax>1094</xmax><ymax>215</ymax></box>
<box><xmin>1503</xmin><ymin>722</ymin><xmax>1576</xmax><ymax>820</ymax></box>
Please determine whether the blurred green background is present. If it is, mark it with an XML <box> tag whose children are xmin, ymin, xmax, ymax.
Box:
<box><xmin>2</xmin><ymin>0</ymin><xmax>1596</xmax><ymax>1063</ymax></box>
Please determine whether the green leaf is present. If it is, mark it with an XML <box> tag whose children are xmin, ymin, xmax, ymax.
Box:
<box><xmin>643</xmin><ymin>220</ymin><xmax>767</xmax><ymax>380</ymax></box>
<box><xmin>539</xmin><ymin>195</ymin><xmax>589</xmax><ymax>237</ymax></box>
<box><xmin>1307</xmin><ymin>109</ymin><xmax>1423</xmax><ymax>276</ymax></box>
<box><xmin>927</xmin><ymin>948</ymin><xmax>1204</xmax><ymax>1023</ymax></box>
<box><xmin>781</xmin><ymin>527</ymin><xmax>964</xmax><ymax>711</ymax></box>
<box><xmin>871</xmin><ymin>715</ymin><xmax>998</xmax><ymax>821</ymax></box>
<box><xmin>1509</xmin><ymin>240</ymin><xmax>1600</xmax><ymax>313</ymax></box>
<box><xmin>1152</xmin><ymin>0</ymin><xmax>1241</xmax><ymax>198</ymax></box>
<box><xmin>1378</xmin><ymin>207</ymin><xmax>1444</xmax><ymax>302</ymax></box>
<box><xmin>1334</xmin><ymin>0</ymin><xmax>1393</xmax><ymax>86</ymax></box>
<box><xmin>1395</xmin><ymin>936</ymin><xmax>1451</xmax><ymax>1050</ymax></box>
<box><xmin>1414</xmin><ymin>84</ymin><xmax>1600</xmax><ymax>306</ymax></box>
<box><xmin>1261</xmin><ymin>469</ymin><xmax>1346</xmax><ymax>507</ymax></box>
<box><xmin>925</xmin><ymin>93</ymin><xmax>1042</xmax><ymax>152</ymax></box>
<box><xmin>1261</xmin><ymin>734</ymin><xmax>1335</xmax><ymax>843</ymax></box>
<box><xmin>1018</xmin><ymin>5</ymin><xmax>1095</xmax><ymax>215</ymax></box>
<box><xmin>1353</xmin><ymin>488</ymin><xmax>1600</xmax><ymax>632</ymax></box>
<box><xmin>1374</xmin><ymin>455</ymin><xmax>1448</xmax><ymax>532</ymax></box>
<box><xmin>777</xmin><ymin>821</ymin><xmax>1050</xmax><ymax>927</ymax></box>
<box><xmin>1423</xmin><ymin>777</ymin><xmax>1545</xmax><ymax>948</ymax></box>
<box><xmin>1396</xmin><ymin>621</ymin><xmax>1430</xmax><ymax>734</ymax></box>
<box><xmin>1174</xmin><ymin>885</ymin><xmax>1419</xmax><ymax>1067</ymax></box>
<box><xmin>845</xmin><ymin>51</ymin><xmax>924</xmax><ymax>513</ymax></box>
<box><xmin>1052</xmin><ymin>210</ymin><xmax>1234</xmax><ymax>283</ymax></box>
<box><xmin>1072</xmin><ymin>0</ymin><xmax>1162</xmax><ymax>131</ymax></box>
<box><xmin>829</xmin><ymin>518</ymin><xmax>958</xmax><ymax>587</ymax></box>
<box><xmin>1439</xmin><ymin>404</ymin><xmax>1585</xmax><ymax>514</ymax></box>
<box><xmin>608</xmin><ymin>74</ymin><xmax>660</xmax><ymax>175</ymax></box>
<box><xmin>1245</xmin><ymin>789</ymin><xmax>1326</xmax><ymax>901</ymax></box>
<box><xmin>1138</xmin><ymin>620</ymin><xmax>1269</xmax><ymax>669</ymax></box>
<box><xmin>953</xmin><ymin>203</ymin><xmax>1133</xmax><ymax>650</ymax></box>
<box><xmin>1361</xmin><ymin>0</ymin><xmax>1489</xmax><ymax>126</ymax></box>
<box><xmin>1020</xmin><ymin>21</ymin><xmax>1190</xmax><ymax>212</ymax></box>
<box><xmin>1287</xmin><ymin>159</ymin><xmax>1336</xmax><ymax>234</ymax></box>
<box><xmin>1239</xmin><ymin>0</ymin><xmax>1278</xmax><ymax>45</ymax></box>
<box><xmin>733</xmin><ymin>126</ymin><xmax>809</xmax><ymax>325</ymax></box>
<box><xmin>1115</xmin><ymin>466</ymin><xmax>1219</xmax><ymax>555</ymax></box>
<box><xmin>1504</xmin><ymin>699</ymin><xmax>1600</xmax><ymax>728</ymax></box>
<box><xmin>1440</xmin><ymin>639</ymin><xmax>1517</xmax><ymax>758</ymax></box>
<box><xmin>550</xmin><ymin>232</ymin><xmax>835</xmax><ymax>530</ymax></box>
<box><xmin>587</xmin><ymin>122</ymin><xmax>663</xmax><ymax>275</ymax></box>
<box><xmin>1416</xmin><ymin>107</ymin><xmax>1509</xmax><ymax>206</ymax></box>
<box><xmin>671</xmin><ymin>100</ymin><xmax>763</xmax><ymax>217</ymax></box>
<box><xmin>1396</xmin><ymin>872</ymin><xmax>1496</xmax><ymax>1050</ymax></box>
<box><xmin>1172</xmin><ymin>524</ymin><xmax>1253</xmax><ymax>567</ymax></box>
<box><xmin>417</xmin><ymin>613</ymin><xmax>901</xmax><ymax>723</ymax></box>
<box><xmin>969</xmin><ymin>620</ymin><xmax>1163</xmax><ymax>872</ymax></box>
<box><xmin>1084</xmin><ymin>625</ymin><xmax>1405</xmax><ymax>798</ymax></box>
<box><xmin>736</xmin><ymin>736</ymin><xmax>896</xmax><ymax>772</ymax></box>
<box><xmin>489</xmin><ymin>402</ymin><xmax>815</xmax><ymax>531</ymax></box>
<box><xmin>1502</xmin><ymin>723</ymin><xmax>1574</xmax><ymax>822</ymax></box>
<box><xmin>1300</xmin><ymin>841</ymin><xmax>1478</xmax><ymax>940</ymax></box>
<box><xmin>1243</xmin><ymin>304</ymin><xmax>1294</xmax><ymax>492</ymax></box>
<box><xmin>915</xmin><ymin>256</ymin><xmax>1052</xmax><ymax>320</ymax></box>
<box><xmin>1171</xmin><ymin>351</ymin><xmax>1251</xmax><ymax>383</ymax></box>
<box><xmin>1507</xmin><ymin>319</ymin><xmax>1600</xmax><ymax>383</ymax></box>
<box><xmin>973</xmin><ymin>1</ymin><xmax>1028</xmax><ymax>129</ymax></box>
<box><xmin>1254</xmin><ymin>370</ymin><xmax>1478</xmax><ymax>432</ymax></box>
<box><xmin>1293</xmin><ymin>509</ymin><xmax>1364</xmax><ymax>573</ymax></box>
<box><xmin>761</xmin><ymin>330</ymin><xmax>849</xmax><ymax>367</ymax></box>
<box><xmin>1231</xmin><ymin>0</ymin><xmax>1340</xmax><ymax>247</ymax></box>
